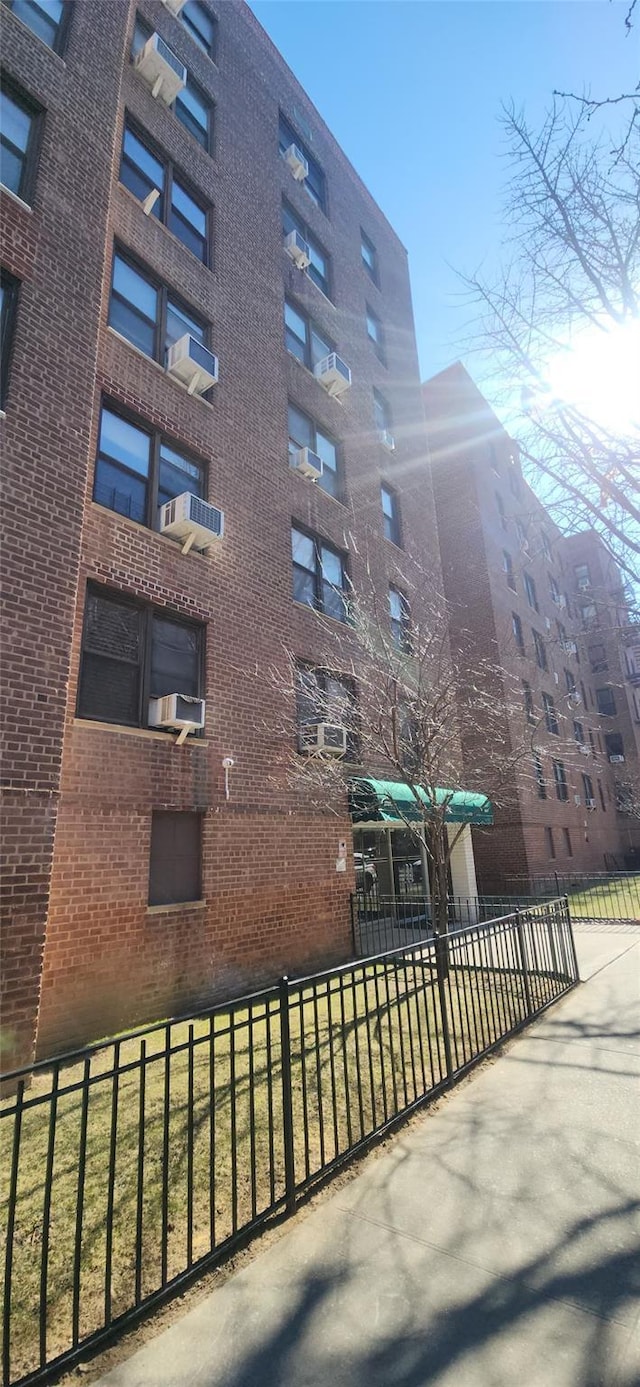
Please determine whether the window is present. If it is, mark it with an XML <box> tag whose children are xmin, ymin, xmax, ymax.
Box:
<box><xmin>541</xmin><ymin>529</ymin><xmax>552</xmax><ymax>563</ymax></box>
<box><xmin>512</xmin><ymin>613</ymin><xmax>525</xmax><ymax>655</ymax></box>
<box><xmin>282</xmin><ymin>201</ymin><xmax>330</xmax><ymax>296</ymax></box>
<box><xmin>545</xmin><ymin>826</ymin><xmax>556</xmax><ymax>860</ymax></box>
<box><xmin>291</xmin><ymin>526</ymin><xmax>348</xmax><ymax>622</ymax></box>
<box><xmin>279</xmin><ymin>113</ymin><xmax>326</xmax><ymax>212</ymax></box>
<box><xmin>582</xmin><ymin>772</ymin><xmax>594</xmax><ymax>804</ymax></box>
<box><xmin>0</xmin><ymin>268</ymin><xmax>19</xmax><ymax>408</ymax></box>
<box><xmin>588</xmin><ymin>643</ymin><xmax>607</xmax><ymax>672</ymax></box>
<box><xmin>580</xmin><ymin>681</ymin><xmax>589</xmax><ymax>709</ymax></box>
<box><xmin>549</xmin><ymin>574</ymin><xmax>561</xmax><ymax>605</ymax></box>
<box><xmin>120</xmin><ymin>122</ymin><xmax>210</xmax><ymax>263</ymax></box>
<box><xmin>389</xmin><ymin>586</ymin><xmax>411</xmax><ymax>651</ymax></box>
<box><xmin>373</xmin><ymin>388</ymin><xmax>392</xmax><ymax>437</ymax></box>
<box><xmin>563</xmin><ymin>828</ymin><xmax>573</xmax><ymax>857</ymax></box>
<box><xmin>93</xmin><ymin>401</ymin><xmax>205</xmax><ymax>528</ymax></box>
<box><xmin>381</xmin><ymin>485</ymin><xmax>401</xmax><ymax>545</ymax></box>
<box><xmin>596</xmin><ymin>686</ymin><xmax>617</xmax><ymax>716</ymax></box>
<box><xmin>542</xmin><ymin>692</ymin><xmax>559</xmax><ymax>736</ymax></box>
<box><xmin>180</xmin><ymin>0</ymin><xmax>217</xmax><ymax>59</ymax></box>
<box><xmin>553</xmin><ymin>760</ymin><xmax>568</xmax><ymax>801</ymax></box>
<box><xmin>508</xmin><ymin>461</ymin><xmax>521</xmax><ymax>497</ymax></box>
<box><xmin>78</xmin><ymin>585</ymin><xmax>203</xmax><ymax>728</ymax></box>
<box><xmin>287</xmin><ymin>402</ymin><xmax>339</xmax><ymax>499</ymax></box>
<box><xmin>5</xmin><ymin>0</ymin><xmax>69</xmax><ymax>53</ymax></box>
<box><xmin>532</xmin><ymin>629</ymin><xmax>548</xmax><ymax>671</ymax></box>
<box><xmin>598</xmin><ymin>780</ymin><xmax>606</xmax><ymax>812</ymax></box>
<box><xmin>534</xmin><ymin>754</ymin><xmax>547</xmax><ymax>799</ymax></box>
<box><xmin>605</xmin><ymin>732</ymin><xmax>624</xmax><ymax>760</ymax></box>
<box><xmin>108</xmin><ymin>250</ymin><xmax>209</xmax><ymax>366</ymax></box>
<box><xmin>574</xmin><ymin>563</ymin><xmax>591</xmax><ymax>590</ymax></box>
<box><xmin>588</xmin><ymin>729</ymin><xmax>596</xmax><ymax>754</ymax></box>
<box><xmin>149</xmin><ymin>811</ymin><xmax>202</xmax><ymax>906</ymax></box>
<box><xmin>296</xmin><ymin>665</ymin><xmax>358</xmax><ymax>760</ymax></box>
<box><xmin>361</xmin><ymin>230</ymin><xmax>378</xmax><ymax>283</ymax></box>
<box><xmin>523</xmin><ymin>681</ymin><xmax>535</xmax><ymax>723</ymax></box>
<box><xmin>496</xmin><ymin>493</ymin><xmax>507</xmax><ymax>531</ymax></box>
<box><xmin>565</xmin><ymin>668</ymin><xmax>577</xmax><ymax>695</ymax></box>
<box><xmin>573</xmin><ymin>720</ymin><xmax>585</xmax><ymax>744</ymax></box>
<box><xmin>523</xmin><ymin>572</ymin><xmax>538</xmax><ymax>612</ymax></box>
<box><xmin>0</xmin><ymin>79</ymin><xmax>40</xmax><ymax>202</ymax></box>
<box><xmin>366</xmin><ymin>305</ymin><xmax>385</xmax><ymax>362</ymax></box>
<box><xmin>502</xmin><ymin>551</ymin><xmax>516</xmax><ymax>591</ymax></box>
<box><xmin>580</xmin><ymin>602</ymin><xmax>597</xmax><ymax>628</ymax></box>
<box><xmin>284</xmin><ymin>298</ymin><xmax>332</xmax><ymax>370</ymax></box>
<box><xmin>131</xmin><ymin>19</ymin><xmax>213</xmax><ymax>151</ymax></box>
<box><xmin>515</xmin><ymin>518</ymin><xmax>528</xmax><ymax>551</ymax></box>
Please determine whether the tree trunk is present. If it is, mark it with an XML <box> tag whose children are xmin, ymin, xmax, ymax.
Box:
<box><xmin>428</xmin><ymin>818</ymin><xmax>451</xmax><ymax>978</ymax></box>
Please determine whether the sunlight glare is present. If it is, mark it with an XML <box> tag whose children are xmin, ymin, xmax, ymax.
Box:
<box><xmin>545</xmin><ymin>319</ymin><xmax>640</xmax><ymax>436</ymax></box>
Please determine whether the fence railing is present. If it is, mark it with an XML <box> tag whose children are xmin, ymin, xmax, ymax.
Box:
<box><xmin>0</xmin><ymin>899</ymin><xmax>578</xmax><ymax>1387</ymax></box>
<box><xmin>502</xmin><ymin>871</ymin><xmax>640</xmax><ymax>923</ymax></box>
<box><xmin>351</xmin><ymin>892</ymin><xmax>546</xmax><ymax>957</ymax></box>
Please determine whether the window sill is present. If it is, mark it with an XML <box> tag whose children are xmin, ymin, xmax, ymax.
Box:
<box><xmin>117</xmin><ymin>183</ymin><xmax>216</xmax><ymax>274</ymax></box>
<box><xmin>0</xmin><ymin>184</ymin><xmax>33</xmax><ymax>214</ymax></box>
<box><xmin>105</xmin><ymin>327</ymin><xmax>216</xmax><ymax>410</ymax></box>
<box><xmin>147</xmin><ymin>900</ymin><xmax>207</xmax><ymax>916</ymax></box>
<box><xmin>73</xmin><ymin>718</ymin><xmax>209</xmax><ymax>745</ymax></box>
<box><xmin>292</xmin><ymin>599</ymin><xmax>349</xmax><ymax>629</ymax></box>
<box><xmin>286</xmin><ymin>351</ymin><xmax>347</xmax><ymax>407</ymax></box>
<box><xmin>89</xmin><ymin>499</ymin><xmax>211</xmax><ymax>558</ymax></box>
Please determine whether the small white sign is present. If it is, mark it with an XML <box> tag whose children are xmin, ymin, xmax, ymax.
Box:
<box><xmin>335</xmin><ymin>857</ymin><xmax>347</xmax><ymax>872</ymax></box>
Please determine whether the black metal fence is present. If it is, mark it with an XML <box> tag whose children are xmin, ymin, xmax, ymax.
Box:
<box><xmin>351</xmin><ymin>892</ymin><xmax>546</xmax><ymax>957</ymax></box>
<box><xmin>1</xmin><ymin>900</ymin><xmax>578</xmax><ymax>1387</ymax></box>
<box><xmin>503</xmin><ymin>871</ymin><xmax>640</xmax><ymax>923</ymax></box>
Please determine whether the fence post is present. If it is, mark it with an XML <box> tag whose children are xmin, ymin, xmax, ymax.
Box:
<box><xmin>350</xmin><ymin>893</ymin><xmax>357</xmax><ymax>957</ymax></box>
<box><xmin>515</xmin><ymin>908</ymin><xmax>533</xmax><ymax>1017</ymax></box>
<box><xmin>279</xmin><ymin>976</ymin><xmax>297</xmax><ymax>1216</ymax></box>
<box><xmin>564</xmin><ymin>896</ymin><xmax>581</xmax><ymax>982</ymax></box>
<box><xmin>434</xmin><ymin>935</ymin><xmax>454</xmax><ymax>1085</ymax></box>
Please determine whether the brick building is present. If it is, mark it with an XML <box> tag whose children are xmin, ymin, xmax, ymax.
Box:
<box><xmin>423</xmin><ymin>362</ymin><xmax>630</xmax><ymax>891</ymax></box>
<box><xmin>1</xmin><ymin>0</ymin><xmax>488</xmax><ymax>1065</ymax></box>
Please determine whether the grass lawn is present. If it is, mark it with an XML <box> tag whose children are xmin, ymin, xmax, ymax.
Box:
<box><xmin>565</xmin><ymin>875</ymin><xmax>640</xmax><ymax>921</ymax></box>
<box><xmin>1</xmin><ymin>949</ymin><xmax>559</xmax><ymax>1382</ymax></box>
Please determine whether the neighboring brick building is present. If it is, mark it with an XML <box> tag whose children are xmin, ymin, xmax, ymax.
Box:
<box><xmin>423</xmin><ymin>362</ymin><xmax>630</xmax><ymax>892</ymax></box>
<box><xmin>2</xmin><ymin>0</ymin><xmax>467</xmax><ymax>1063</ymax></box>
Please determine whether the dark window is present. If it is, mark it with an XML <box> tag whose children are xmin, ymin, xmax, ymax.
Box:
<box><xmin>0</xmin><ymin>79</ymin><xmax>40</xmax><ymax>202</ymax></box>
<box><xmin>532</xmin><ymin>629</ymin><xmax>548</xmax><ymax>671</ymax></box>
<box><xmin>581</xmin><ymin>681</ymin><xmax>589</xmax><ymax>709</ymax></box>
<box><xmin>545</xmin><ymin>826</ymin><xmax>556</xmax><ymax>860</ymax></box>
<box><xmin>524</xmin><ymin>572</ymin><xmax>538</xmax><ymax>611</ymax></box>
<box><xmin>78</xmin><ymin>585</ymin><xmax>203</xmax><ymax>728</ymax></box>
<box><xmin>287</xmin><ymin>401</ymin><xmax>339</xmax><ymax>499</ymax></box>
<box><xmin>180</xmin><ymin>0</ymin><xmax>217</xmax><ymax>59</ymax></box>
<box><xmin>580</xmin><ymin>602</ymin><xmax>597</xmax><ymax>628</ymax></box>
<box><xmin>361</xmin><ymin>230</ymin><xmax>378</xmax><ymax>283</ymax></box>
<box><xmin>574</xmin><ymin>563</ymin><xmax>591</xmax><ymax>590</ymax></box>
<box><xmin>508</xmin><ymin>461</ymin><xmax>521</xmax><ymax>497</ymax></box>
<box><xmin>557</xmin><ymin>620</ymin><xmax>568</xmax><ymax>648</ymax></box>
<box><xmin>596</xmin><ymin>686</ymin><xmax>617</xmax><ymax>716</ymax></box>
<box><xmin>131</xmin><ymin>18</ymin><xmax>213</xmax><ymax>151</ymax></box>
<box><xmin>582</xmin><ymin>772</ymin><xmax>594</xmax><ymax>804</ymax></box>
<box><xmin>542</xmin><ymin>692</ymin><xmax>559</xmax><ymax>736</ymax></box>
<box><xmin>282</xmin><ymin>201</ymin><xmax>330</xmax><ymax>296</ymax></box>
<box><xmin>563</xmin><ymin>827</ymin><xmax>573</xmax><ymax>857</ymax></box>
<box><xmin>5</xmin><ymin>0</ymin><xmax>70</xmax><ymax>53</ymax></box>
<box><xmin>389</xmin><ymin>586</ymin><xmax>411</xmax><ymax>651</ymax></box>
<box><xmin>149</xmin><ymin>811</ymin><xmax>202</xmax><ymax>906</ymax></box>
<box><xmin>605</xmin><ymin>732</ymin><xmax>624</xmax><ymax>759</ymax></box>
<box><xmin>565</xmin><ymin>668</ymin><xmax>577</xmax><ymax>695</ymax></box>
<box><xmin>573</xmin><ymin>720</ymin><xmax>585</xmax><ymax>744</ymax></box>
<box><xmin>0</xmin><ymin>268</ymin><xmax>19</xmax><ymax>408</ymax></box>
<box><xmin>516</xmin><ymin>518</ymin><xmax>528</xmax><ymax>552</ymax></box>
<box><xmin>291</xmin><ymin>526</ymin><xmax>348</xmax><ymax>622</ymax></box>
<box><xmin>534</xmin><ymin>754</ymin><xmax>547</xmax><ymax>799</ymax></box>
<box><xmin>284</xmin><ymin>297</ymin><xmax>332</xmax><ymax>370</ymax></box>
<box><xmin>523</xmin><ymin>681</ymin><xmax>535</xmax><ymax>723</ymax></box>
<box><xmin>541</xmin><ymin>529</ymin><xmax>552</xmax><ymax>562</ymax></box>
<box><xmin>381</xmin><ymin>485</ymin><xmax>401</xmax><ymax>545</ymax></box>
<box><xmin>93</xmin><ymin>401</ymin><xmax>205</xmax><ymax>528</ymax></box>
<box><xmin>512</xmin><ymin>613</ymin><xmax>525</xmax><ymax>655</ymax></box>
<box><xmin>120</xmin><ymin>122</ymin><xmax>210</xmax><ymax>263</ymax></box>
<box><xmin>496</xmin><ymin>492</ymin><xmax>507</xmax><ymax>530</ymax></box>
<box><xmin>598</xmin><ymin>780</ymin><xmax>606</xmax><ymax>812</ymax></box>
<box><xmin>366</xmin><ymin>305</ymin><xmax>385</xmax><ymax>361</ymax></box>
<box><xmin>588</xmin><ymin>643</ymin><xmax>607</xmax><ymax>672</ymax></box>
<box><xmin>296</xmin><ymin>665</ymin><xmax>358</xmax><ymax>760</ymax></box>
<box><xmin>588</xmin><ymin>729</ymin><xmax>596</xmax><ymax>754</ymax></box>
<box><xmin>502</xmin><ymin>551</ymin><xmax>516</xmax><ymax>591</ymax></box>
<box><xmin>109</xmin><ymin>249</ymin><xmax>209</xmax><ymax>366</ymax></box>
<box><xmin>553</xmin><ymin>760</ymin><xmax>568</xmax><ymax>801</ymax></box>
<box><xmin>279</xmin><ymin>113</ymin><xmax>326</xmax><ymax>213</ymax></box>
<box><xmin>373</xmin><ymin>388</ymin><xmax>392</xmax><ymax>438</ymax></box>
<box><xmin>549</xmin><ymin>574</ymin><xmax>561</xmax><ymax>605</ymax></box>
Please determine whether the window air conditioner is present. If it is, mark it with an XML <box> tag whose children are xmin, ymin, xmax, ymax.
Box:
<box><xmin>586</xmin><ymin>797</ymin><xmax>596</xmax><ymax>810</ymax></box>
<box><xmin>579</xmin><ymin>744</ymin><xmax>591</xmax><ymax>755</ymax></box>
<box><xmin>379</xmin><ymin>429</ymin><xmax>395</xmax><ymax>452</ymax></box>
<box><xmin>166</xmin><ymin>334</ymin><xmax>219</xmax><ymax>395</ymax></box>
<box><xmin>283</xmin><ymin>143</ymin><xmax>308</xmax><ymax>181</ymax></box>
<box><xmin>314</xmin><ymin>352</ymin><xmax>352</xmax><ymax>398</ymax></box>
<box><xmin>568</xmin><ymin>690</ymin><xmax>581</xmax><ymax>705</ymax></box>
<box><xmin>135</xmin><ymin>33</ymin><xmax>186</xmax><ymax>104</ymax></box>
<box><xmin>574</xmin><ymin>794</ymin><xmax>581</xmax><ymax>805</ymax></box>
<box><xmin>563</xmin><ymin>640</ymin><xmax>577</xmax><ymax>655</ymax></box>
<box><xmin>161</xmin><ymin>0</ymin><xmax>188</xmax><ymax>13</ymax></box>
<box><xmin>609</xmin><ymin>754</ymin><xmax>625</xmax><ymax>763</ymax></box>
<box><xmin>149</xmin><ymin>694</ymin><xmax>205</xmax><ymax>733</ymax></box>
<box><xmin>291</xmin><ymin>446</ymin><xmax>323</xmax><ymax>481</ymax></box>
<box><xmin>284</xmin><ymin>230</ymin><xmax>311</xmax><ymax>269</ymax></box>
<box><xmin>160</xmin><ymin>492</ymin><xmax>224</xmax><ymax>553</ymax></box>
<box><xmin>300</xmin><ymin>722</ymin><xmax>347</xmax><ymax>757</ymax></box>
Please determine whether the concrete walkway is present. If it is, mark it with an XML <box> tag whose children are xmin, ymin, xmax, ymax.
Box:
<box><xmin>97</xmin><ymin>924</ymin><xmax>640</xmax><ymax>1387</ymax></box>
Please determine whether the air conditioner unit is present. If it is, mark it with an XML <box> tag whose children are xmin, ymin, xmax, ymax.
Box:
<box><xmin>558</xmin><ymin>594</ymin><xmax>567</xmax><ymax>609</ymax></box>
<box><xmin>379</xmin><ymin>429</ymin><xmax>395</xmax><ymax>452</ymax></box>
<box><xmin>283</xmin><ymin>143</ymin><xmax>308</xmax><ymax>181</ymax></box>
<box><xmin>300</xmin><ymin>722</ymin><xmax>347</xmax><ymax>757</ymax></box>
<box><xmin>577</xmin><ymin>577</ymin><xmax>590</xmax><ymax>591</ymax></box>
<box><xmin>161</xmin><ymin>0</ymin><xmax>187</xmax><ymax>13</ymax></box>
<box><xmin>291</xmin><ymin>446</ymin><xmax>323</xmax><ymax>481</ymax></box>
<box><xmin>553</xmin><ymin>672</ymin><xmax>559</xmax><ymax>684</ymax></box>
<box><xmin>166</xmin><ymin>334</ymin><xmax>218</xmax><ymax>395</ymax></box>
<box><xmin>568</xmin><ymin>690</ymin><xmax>581</xmax><ymax>705</ymax></box>
<box><xmin>545</xmin><ymin>617</ymin><xmax>551</xmax><ymax>630</ymax></box>
<box><xmin>586</xmin><ymin>797</ymin><xmax>596</xmax><ymax>810</ymax></box>
<box><xmin>314</xmin><ymin>352</ymin><xmax>352</xmax><ymax>398</ymax></box>
<box><xmin>159</xmin><ymin>491</ymin><xmax>224</xmax><ymax>553</ymax></box>
<box><xmin>609</xmin><ymin>754</ymin><xmax>625</xmax><ymax>763</ymax></box>
<box><xmin>574</xmin><ymin>794</ymin><xmax>581</xmax><ymax>805</ymax></box>
<box><xmin>563</xmin><ymin>640</ymin><xmax>577</xmax><ymax>656</ymax></box>
<box><xmin>579</xmin><ymin>745</ymin><xmax>591</xmax><ymax>755</ymax></box>
<box><xmin>135</xmin><ymin>33</ymin><xmax>186</xmax><ymax>104</ymax></box>
<box><xmin>149</xmin><ymin>693</ymin><xmax>205</xmax><ymax>733</ymax></box>
<box><xmin>284</xmin><ymin>229</ymin><xmax>311</xmax><ymax>269</ymax></box>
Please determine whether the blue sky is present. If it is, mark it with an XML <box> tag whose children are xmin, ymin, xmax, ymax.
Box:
<box><xmin>248</xmin><ymin>0</ymin><xmax>637</xmax><ymax>396</ymax></box>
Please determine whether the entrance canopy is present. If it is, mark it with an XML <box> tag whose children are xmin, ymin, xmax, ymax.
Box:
<box><xmin>349</xmin><ymin>777</ymin><xmax>493</xmax><ymax>827</ymax></box>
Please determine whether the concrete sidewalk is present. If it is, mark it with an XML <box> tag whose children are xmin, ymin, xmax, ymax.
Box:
<box><xmin>97</xmin><ymin>925</ymin><xmax>640</xmax><ymax>1387</ymax></box>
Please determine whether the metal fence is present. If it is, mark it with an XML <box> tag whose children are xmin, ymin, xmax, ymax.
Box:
<box><xmin>351</xmin><ymin>892</ymin><xmax>546</xmax><ymax>957</ymax></box>
<box><xmin>1</xmin><ymin>899</ymin><xmax>578</xmax><ymax>1387</ymax></box>
<box><xmin>503</xmin><ymin>871</ymin><xmax>640</xmax><ymax>923</ymax></box>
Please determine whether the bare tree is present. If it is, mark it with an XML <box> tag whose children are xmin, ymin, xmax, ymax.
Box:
<box><xmin>462</xmin><ymin>102</ymin><xmax>640</xmax><ymax>584</ymax></box>
<box><xmin>554</xmin><ymin>0</ymin><xmax>639</xmax><ymax>163</ymax></box>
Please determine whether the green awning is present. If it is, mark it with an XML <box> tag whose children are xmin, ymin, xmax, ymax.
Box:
<box><xmin>349</xmin><ymin>777</ymin><xmax>493</xmax><ymax>826</ymax></box>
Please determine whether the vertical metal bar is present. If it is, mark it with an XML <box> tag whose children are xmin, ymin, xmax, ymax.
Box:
<box><xmin>325</xmin><ymin>978</ymin><xmax>340</xmax><ymax>1158</ymax></box>
<box><xmin>161</xmin><ymin>1025</ymin><xmax>171</xmax><ymax>1287</ymax></box>
<box><xmin>409</xmin><ymin>948</ymin><xmax>428</xmax><ymax>1095</ymax></box>
<box><xmin>104</xmin><ymin>1041</ymin><xmax>121</xmax><ymax>1327</ymax></box>
<box><xmin>351</xmin><ymin>969</ymin><xmax>366</xmax><ymax>1140</ymax></box>
<box><xmin>434</xmin><ymin>938</ymin><xmax>454</xmax><ymax>1084</ymax></box>
<box><xmin>311</xmin><ymin>987</ymin><xmax>326</xmax><ymax>1171</ymax></box>
<box><xmin>247</xmin><ymin>1007</ymin><xmax>258</xmax><ymax>1218</ymax></box>
<box><xmin>350</xmin><ymin>893</ymin><xmax>358</xmax><ymax>956</ymax></box>
<box><xmin>279</xmin><ymin>976</ymin><xmax>297</xmax><ymax>1215</ymax></box>
<box><xmin>296</xmin><ymin>989</ymin><xmax>310</xmax><ymax>1181</ymax></box>
<box><xmin>392</xmin><ymin>956</ymin><xmax>410</xmax><ymax>1109</ymax></box>
<box><xmin>362</xmin><ymin>962</ymin><xmax>378</xmax><ymax>1130</ymax></box>
<box><xmin>39</xmin><ymin>1065</ymin><xmax>59</xmax><ymax>1368</ymax></box>
<box><xmin>229</xmin><ymin>1011</ymin><xmax>238</xmax><ymax>1235</ymax></box>
<box><xmin>186</xmin><ymin>1025</ymin><xmax>195</xmax><ymax>1269</ymax></box>
<box><xmin>401</xmin><ymin>953</ymin><xmax>419</xmax><ymax>1101</ymax></box>
<box><xmin>3</xmin><ymin>1079</ymin><xmax>25</xmax><ymax>1387</ymax></box>
<box><xmin>265</xmin><ymin>1000</ymin><xmax>277</xmax><ymax>1205</ymax></box>
<box><xmin>72</xmin><ymin>1054</ymin><xmax>91</xmax><ymax>1346</ymax></box>
<box><xmin>134</xmin><ymin>1040</ymin><xmax>146</xmax><ymax>1306</ymax></box>
<box><xmin>564</xmin><ymin>897</ymin><xmax>580</xmax><ymax>982</ymax></box>
<box><xmin>515</xmin><ymin>909</ymin><xmax>533</xmax><ymax>1017</ymax></box>
<box><xmin>338</xmin><ymin>974</ymin><xmax>354</xmax><ymax>1150</ymax></box>
<box><xmin>372</xmin><ymin>962</ymin><xmax>389</xmax><ymax>1122</ymax></box>
<box><xmin>208</xmin><ymin>1016</ymin><xmax>216</xmax><ymax>1249</ymax></box>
